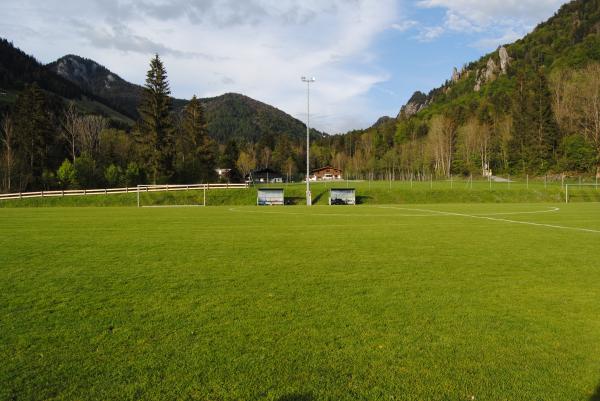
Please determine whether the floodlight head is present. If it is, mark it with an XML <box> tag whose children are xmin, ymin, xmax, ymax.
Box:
<box><xmin>301</xmin><ymin>76</ymin><xmax>316</xmax><ymax>83</ymax></box>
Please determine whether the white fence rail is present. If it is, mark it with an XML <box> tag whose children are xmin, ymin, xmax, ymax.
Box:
<box><xmin>0</xmin><ymin>183</ymin><xmax>248</xmax><ymax>201</ymax></box>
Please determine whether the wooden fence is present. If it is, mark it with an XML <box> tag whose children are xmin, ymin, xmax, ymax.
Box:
<box><xmin>0</xmin><ymin>183</ymin><xmax>249</xmax><ymax>201</ymax></box>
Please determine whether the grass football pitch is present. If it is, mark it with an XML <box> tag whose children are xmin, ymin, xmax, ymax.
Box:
<box><xmin>1</xmin><ymin>203</ymin><xmax>600</xmax><ymax>400</ymax></box>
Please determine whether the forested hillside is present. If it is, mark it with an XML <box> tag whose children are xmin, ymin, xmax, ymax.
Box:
<box><xmin>311</xmin><ymin>0</ymin><xmax>600</xmax><ymax>180</ymax></box>
<box><xmin>0</xmin><ymin>42</ymin><xmax>319</xmax><ymax>192</ymax></box>
<box><xmin>2</xmin><ymin>0</ymin><xmax>600</xmax><ymax>193</ymax></box>
<box><xmin>48</xmin><ymin>55</ymin><xmax>318</xmax><ymax>143</ymax></box>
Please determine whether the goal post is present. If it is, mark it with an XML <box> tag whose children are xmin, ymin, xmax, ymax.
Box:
<box><xmin>136</xmin><ymin>183</ymin><xmax>248</xmax><ymax>207</ymax></box>
<box><xmin>565</xmin><ymin>183</ymin><xmax>600</xmax><ymax>203</ymax></box>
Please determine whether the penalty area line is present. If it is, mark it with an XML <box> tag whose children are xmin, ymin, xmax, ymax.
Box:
<box><xmin>382</xmin><ymin>206</ymin><xmax>600</xmax><ymax>234</ymax></box>
<box><xmin>141</xmin><ymin>204</ymin><xmax>205</xmax><ymax>208</ymax></box>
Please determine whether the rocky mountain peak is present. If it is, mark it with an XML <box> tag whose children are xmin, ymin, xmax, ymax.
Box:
<box><xmin>398</xmin><ymin>91</ymin><xmax>429</xmax><ymax>119</ymax></box>
<box><xmin>499</xmin><ymin>46</ymin><xmax>511</xmax><ymax>74</ymax></box>
<box><xmin>474</xmin><ymin>46</ymin><xmax>511</xmax><ymax>91</ymax></box>
<box><xmin>49</xmin><ymin>55</ymin><xmax>128</xmax><ymax>93</ymax></box>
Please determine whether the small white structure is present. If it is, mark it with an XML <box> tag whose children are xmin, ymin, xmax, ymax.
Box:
<box><xmin>329</xmin><ymin>188</ymin><xmax>356</xmax><ymax>205</ymax></box>
<box><xmin>215</xmin><ymin>168</ymin><xmax>231</xmax><ymax>179</ymax></box>
<box><xmin>257</xmin><ymin>188</ymin><xmax>284</xmax><ymax>206</ymax></box>
<box><xmin>482</xmin><ymin>163</ymin><xmax>492</xmax><ymax>177</ymax></box>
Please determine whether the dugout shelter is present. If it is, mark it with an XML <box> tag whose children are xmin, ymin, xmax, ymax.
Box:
<box><xmin>257</xmin><ymin>188</ymin><xmax>284</xmax><ymax>206</ymax></box>
<box><xmin>329</xmin><ymin>188</ymin><xmax>356</xmax><ymax>205</ymax></box>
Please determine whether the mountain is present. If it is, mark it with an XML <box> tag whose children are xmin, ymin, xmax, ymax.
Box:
<box><xmin>48</xmin><ymin>55</ymin><xmax>146</xmax><ymax>119</ymax></box>
<box><xmin>48</xmin><ymin>55</ymin><xmax>320</xmax><ymax>142</ymax></box>
<box><xmin>397</xmin><ymin>0</ymin><xmax>600</xmax><ymax>119</ymax></box>
<box><xmin>312</xmin><ymin>0</ymin><xmax>600</xmax><ymax>180</ymax></box>
<box><xmin>0</xmin><ymin>39</ymin><xmax>133</xmax><ymax>123</ymax></box>
<box><xmin>397</xmin><ymin>91</ymin><xmax>429</xmax><ymax>119</ymax></box>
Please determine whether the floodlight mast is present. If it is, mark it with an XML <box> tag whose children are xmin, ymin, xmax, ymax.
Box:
<box><xmin>301</xmin><ymin>76</ymin><xmax>316</xmax><ymax>206</ymax></box>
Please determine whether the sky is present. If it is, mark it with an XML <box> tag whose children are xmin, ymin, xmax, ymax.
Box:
<box><xmin>0</xmin><ymin>0</ymin><xmax>570</xmax><ymax>134</ymax></box>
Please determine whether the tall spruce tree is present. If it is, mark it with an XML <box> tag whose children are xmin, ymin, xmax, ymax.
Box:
<box><xmin>221</xmin><ymin>140</ymin><xmax>242</xmax><ymax>182</ymax></box>
<box><xmin>137</xmin><ymin>54</ymin><xmax>174</xmax><ymax>183</ymax></box>
<box><xmin>13</xmin><ymin>83</ymin><xmax>54</xmax><ymax>189</ymax></box>
<box><xmin>510</xmin><ymin>67</ymin><xmax>536</xmax><ymax>174</ymax></box>
<box><xmin>533</xmin><ymin>67</ymin><xmax>560</xmax><ymax>172</ymax></box>
<box><xmin>181</xmin><ymin>95</ymin><xmax>216</xmax><ymax>181</ymax></box>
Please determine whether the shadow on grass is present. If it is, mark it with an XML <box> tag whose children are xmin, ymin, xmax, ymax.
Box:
<box><xmin>312</xmin><ymin>189</ymin><xmax>328</xmax><ymax>205</ymax></box>
<box><xmin>356</xmin><ymin>195</ymin><xmax>371</xmax><ymax>204</ymax></box>
<box><xmin>590</xmin><ymin>383</ymin><xmax>600</xmax><ymax>401</ymax></box>
<box><xmin>284</xmin><ymin>196</ymin><xmax>304</xmax><ymax>205</ymax></box>
<box><xmin>275</xmin><ymin>393</ymin><xmax>314</xmax><ymax>401</ymax></box>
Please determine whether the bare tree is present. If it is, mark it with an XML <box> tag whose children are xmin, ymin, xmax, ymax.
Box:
<box><xmin>78</xmin><ymin>115</ymin><xmax>108</xmax><ymax>157</ymax></box>
<box><xmin>497</xmin><ymin>115</ymin><xmax>513</xmax><ymax>173</ymax></box>
<box><xmin>61</xmin><ymin>101</ymin><xmax>80</xmax><ymax>161</ymax></box>
<box><xmin>552</xmin><ymin>64</ymin><xmax>600</xmax><ymax>174</ymax></box>
<box><xmin>478</xmin><ymin>123</ymin><xmax>492</xmax><ymax>176</ymax></box>
<box><xmin>550</xmin><ymin>69</ymin><xmax>574</xmax><ymax>134</ymax></box>
<box><xmin>578</xmin><ymin>65</ymin><xmax>600</xmax><ymax>163</ymax></box>
<box><xmin>428</xmin><ymin>115</ymin><xmax>456</xmax><ymax>177</ymax></box>
<box><xmin>1</xmin><ymin>115</ymin><xmax>15</xmax><ymax>192</ymax></box>
<box><xmin>457</xmin><ymin>119</ymin><xmax>480</xmax><ymax>173</ymax></box>
<box><xmin>236</xmin><ymin>150</ymin><xmax>256</xmax><ymax>179</ymax></box>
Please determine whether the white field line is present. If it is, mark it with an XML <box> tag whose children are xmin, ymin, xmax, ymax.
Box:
<box><xmin>227</xmin><ymin>207</ymin><xmax>435</xmax><ymax>218</ymax></box>
<box><xmin>379</xmin><ymin>206</ymin><xmax>561</xmax><ymax>216</ymax></box>
<box><xmin>142</xmin><ymin>205</ymin><xmax>205</xmax><ymax>208</ymax></box>
<box><xmin>381</xmin><ymin>206</ymin><xmax>600</xmax><ymax>234</ymax></box>
<box><xmin>228</xmin><ymin>206</ymin><xmax>563</xmax><ymax>219</ymax></box>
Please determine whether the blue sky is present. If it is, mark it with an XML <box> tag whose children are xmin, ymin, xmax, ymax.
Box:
<box><xmin>0</xmin><ymin>0</ymin><xmax>569</xmax><ymax>133</ymax></box>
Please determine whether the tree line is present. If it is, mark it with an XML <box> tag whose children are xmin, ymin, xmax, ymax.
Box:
<box><xmin>308</xmin><ymin>63</ymin><xmax>600</xmax><ymax>181</ymax></box>
<box><xmin>2</xmin><ymin>55</ymin><xmax>600</xmax><ymax>194</ymax></box>
<box><xmin>0</xmin><ymin>55</ymin><xmax>238</xmax><ymax>192</ymax></box>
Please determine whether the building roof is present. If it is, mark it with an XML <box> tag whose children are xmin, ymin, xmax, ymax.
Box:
<box><xmin>311</xmin><ymin>165</ymin><xmax>342</xmax><ymax>174</ymax></box>
<box><xmin>250</xmin><ymin>168</ymin><xmax>282</xmax><ymax>176</ymax></box>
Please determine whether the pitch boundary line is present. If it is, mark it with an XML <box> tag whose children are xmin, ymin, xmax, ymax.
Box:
<box><xmin>141</xmin><ymin>204</ymin><xmax>205</xmax><ymax>208</ymax></box>
<box><xmin>228</xmin><ymin>206</ymin><xmax>563</xmax><ymax>219</ymax></box>
<box><xmin>379</xmin><ymin>206</ymin><xmax>561</xmax><ymax>216</ymax></box>
<box><xmin>382</xmin><ymin>206</ymin><xmax>600</xmax><ymax>234</ymax></box>
<box><xmin>227</xmin><ymin>207</ymin><xmax>435</xmax><ymax>217</ymax></box>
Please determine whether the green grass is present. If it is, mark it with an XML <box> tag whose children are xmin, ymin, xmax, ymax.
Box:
<box><xmin>2</xmin><ymin>179</ymin><xmax>600</xmax><ymax>208</ymax></box>
<box><xmin>1</xmin><ymin>203</ymin><xmax>600</xmax><ymax>400</ymax></box>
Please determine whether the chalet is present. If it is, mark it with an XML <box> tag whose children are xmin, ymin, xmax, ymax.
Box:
<box><xmin>310</xmin><ymin>166</ymin><xmax>342</xmax><ymax>181</ymax></box>
<box><xmin>246</xmin><ymin>168</ymin><xmax>283</xmax><ymax>184</ymax></box>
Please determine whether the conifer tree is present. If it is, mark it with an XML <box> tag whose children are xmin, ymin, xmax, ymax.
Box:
<box><xmin>182</xmin><ymin>95</ymin><xmax>215</xmax><ymax>181</ymax></box>
<box><xmin>221</xmin><ymin>139</ymin><xmax>242</xmax><ymax>182</ymax></box>
<box><xmin>510</xmin><ymin>68</ymin><xmax>536</xmax><ymax>174</ymax></box>
<box><xmin>533</xmin><ymin>67</ymin><xmax>560</xmax><ymax>172</ymax></box>
<box><xmin>137</xmin><ymin>54</ymin><xmax>174</xmax><ymax>183</ymax></box>
<box><xmin>13</xmin><ymin>83</ymin><xmax>53</xmax><ymax>188</ymax></box>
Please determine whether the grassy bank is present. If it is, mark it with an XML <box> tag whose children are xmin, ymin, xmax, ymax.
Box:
<box><xmin>2</xmin><ymin>179</ymin><xmax>599</xmax><ymax>207</ymax></box>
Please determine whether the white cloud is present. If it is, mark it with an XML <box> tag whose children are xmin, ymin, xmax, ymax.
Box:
<box><xmin>417</xmin><ymin>0</ymin><xmax>567</xmax><ymax>27</ymax></box>
<box><xmin>416</xmin><ymin>26</ymin><xmax>445</xmax><ymax>42</ymax></box>
<box><xmin>472</xmin><ymin>29</ymin><xmax>523</xmax><ymax>50</ymax></box>
<box><xmin>391</xmin><ymin>20</ymin><xmax>418</xmax><ymax>32</ymax></box>
<box><xmin>0</xmin><ymin>0</ymin><xmax>399</xmax><ymax>133</ymax></box>
<box><xmin>417</xmin><ymin>0</ymin><xmax>569</xmax><ymax>49</ymax></box>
